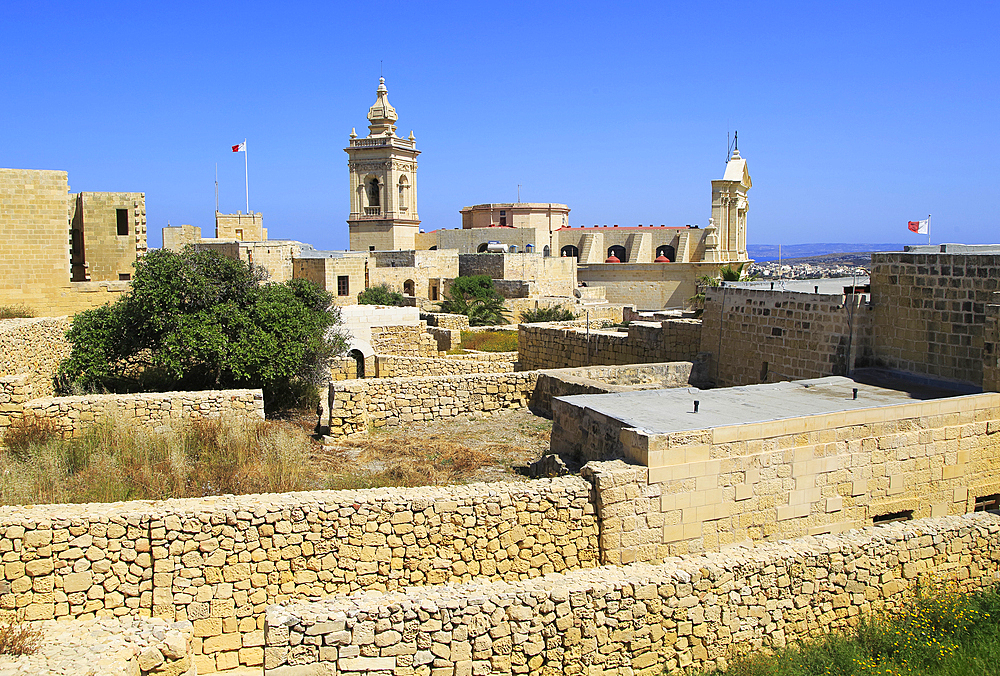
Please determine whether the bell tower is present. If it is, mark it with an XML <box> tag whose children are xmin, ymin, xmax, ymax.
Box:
<box><xmin>345</xmin><ymin>78</ymin><xmax>420</xmax><ymax>251</ymax></box>
<box><xmin>708</xmin><ymin>147</ymin><xmax>752</xmax><ymax>263</ymax></box>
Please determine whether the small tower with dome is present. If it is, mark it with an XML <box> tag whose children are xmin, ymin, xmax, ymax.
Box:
<box><xmin>345</xmin><ymin>77</ymin><xmax>421</xmax><ymax>251</ymax></box>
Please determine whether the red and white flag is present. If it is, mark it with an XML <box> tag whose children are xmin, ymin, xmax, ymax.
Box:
<box><xmin>908</xmin><ymin>219</ymin><xmax>928</xmax><ymax>234</ymax></box>
<box><xmin>232</xmin><ymin>141</ymin><xmax>245</xmax><ymax>152</ymax></box>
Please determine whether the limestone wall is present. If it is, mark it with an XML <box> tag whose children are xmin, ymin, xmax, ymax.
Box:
<box><xmin>576</xmin><ymin>261</ymin><xmax>722</xmax><ymax>310</ymax></box>
<box><xmin>985</xmin><ymin>294</ymin><xmax>999</xmax><ymax>392</ymax></box>
<box><xmin>0</xmin><ymin>478</ymin><xmax>597</xmax><ymax>672</ymax></box>
<box><xmin>518</xmin><ymin>319</ymin><xmax>701</xmax><ymax>370</ymax></box>
<box><xmin>374</xmin><ymin>354</ymin><xmax>516</xmax><ymax>378</ymax></box>
<box><xmin>0</xmin><ymin>316</ymin><xmax>72</xmax><ymax>397</ymax></box>
<box><xmin>700</xmin><ymin>286</ymin><xmax>871</xmax><ymax>387</ymax></box>
<box><xmin>420</xmin><ymin>312</ymin><xmax>469</xmax><ymax>331</ymax></box>
<box><xmin>20</xmin><ymin>389</ymin><xmax>265</xmax><ymax>437</ymax></box>
<box><xmin>340</xmin><ymin>305</ymin><xmax>420</xmax><ymax>345</ymax></box>
<box><xmin>369</xmin><ymin>324</ymin><xmax>442</xmax><ymax>357</ymax></box>
<box><xmin>869</xmin><ymin>252</ymin><xmax>1000</xmax><ymax>388</ymax></box>
<box><xmin>325</xmin><ymin>372</ymin><xmax>538</xmax><ymax>436</ymax></box>
<box><xmin>575</xmin><ymin>390</ymin><xmax>1000</xmax><ymax>564</ymax></box>
<box><xmin>264</xmin><ymin>512</ymin><xmax>1000</xmax><ymax>676</ymax></box>
<box><xmin>534</xmin><ymin>361</ymin><xmax>699</xmax><ymax>416</ymax></box>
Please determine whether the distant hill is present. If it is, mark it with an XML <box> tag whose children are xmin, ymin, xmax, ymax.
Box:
<box><xmin>747</xmin><ymin>243</ymin><xmax>909</xmax><ymax>262</ymax></box>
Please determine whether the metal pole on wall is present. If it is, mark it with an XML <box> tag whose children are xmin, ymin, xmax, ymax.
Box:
<box><xmin>586</xmin><ymin>310</ymin><xmax>590</xmax><ymax>366</ymax></box>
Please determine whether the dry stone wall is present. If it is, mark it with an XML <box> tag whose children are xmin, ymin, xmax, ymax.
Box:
<box><xmin>0</xmin><ymin>478</ymin><xmax>597</xmax><ymax>673</ymax></box>
<box><xmin>20</xmin><ymin>389</ymin><xmax>265</xmax><ymax>437</ymax></box>
<box><xmin>533</xmin><ymin>362</ymin><xmax>699</xmax><ymax>416</ymax></box>
<box><xmin>264</xmin><ymin>512</ymin><xmax>1000</xmax><ymax>676</ymax></box>
<box><xmin>374</xmin><ymin>354</ymin><xmax>516</xmax><ymax>378</ymax></box>
<box><xmin>0</xmin><ymin>316</ymin><xmax>72</xmax><ymax>397</ymax></box>
<box><xmin>325</xmin><ymin>372</ymin><xmax>538</xmax><ymax>437</ymax></box>
<box><xmin>370</xmin><ymin>325</ymin><xmax>442</xmax><ymax>357</ymax></box>
<box><xmin>700</xmin><ymin>286</ymin><xmax>871</xmax><ymax>387</ymax></box>
<box><xmin>518</xmin><ymin>319</ymin><xmax>701</xmax><ymax>370</ymax></box>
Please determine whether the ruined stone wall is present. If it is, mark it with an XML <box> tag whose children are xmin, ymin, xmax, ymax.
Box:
<box><xmin>20</xmin><ymin>389</ymin><xmax>265</xmax><ymax>437</ymax></box>
<box><xmin>326</xmin><ymin>372</ymin><xmax>538</xmax><ymax>436</ymax></box>
<box><xmin>533</xmin><ymin>362</ymin><xmax>697</xmax><ymax>416</ymax></box>
<box><xmin>0</xmin><ymin>478</ymin><xmax>597</xmax><ymax>672</ymax></box>
<box><xmin>421</xmin><ymin>312</ymin><xmax>470</xmax><ymax>331</ymax></box>
<box><xmin>0</xmin><ymin>316</ymin><xmax>71</xmax><ymax>397</ymax></box>
<box><xmin>518</xmin><ymin>319</ymin><xmax>701</xmax><ymax>370</ymax></box>
<box><xmin>700</xmin><ymin>286</ymin><xmax>872</xmax><ymax>387</ymax></box>
<box><xmin>369</xmin><ymin>324</ymin><xmax>442</xmax><ymax>357</ymax></box>
<box><xmin>575</xmin><ymin>391</ymin><xmax>1000</xmax><ymax>564</ymax></box>
<box><xmin>264</xmin><ymin>512</ymin><xmax>1000</xmax><ymax>676</ymax></box>
<box><xmin>869</xmin><ymin>252</ymin><xmax>1000</xmax><ymax>388</ymax></box>
<box><xmin>374</xmin><ymin>354</ymin><xmax>516</xmax><ymax>378</ymax></box>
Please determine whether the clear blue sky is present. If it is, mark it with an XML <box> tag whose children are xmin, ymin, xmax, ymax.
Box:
<box><xmin>3</xmin><ymin>1</ymin><xmax>997</xmax><ymax>250</ymax></box>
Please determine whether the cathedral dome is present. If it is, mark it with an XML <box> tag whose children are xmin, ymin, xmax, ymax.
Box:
<box><xmin>367</xmin><ymin>77</ymin><xmax>398</xmax><ymax>136</ymax></box>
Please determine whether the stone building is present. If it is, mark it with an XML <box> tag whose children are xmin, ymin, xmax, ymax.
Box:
<box><xmin>345</xmin><ymin>78</ymin><xmax>420</xmax><ymax>252</ymax></box>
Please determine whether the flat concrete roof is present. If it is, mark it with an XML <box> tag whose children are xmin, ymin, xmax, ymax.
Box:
<box><xmin>555</xmin><ymin>376</ymin><xmax>936</xmax><ymax>434</ymax></box>
<box><xmin>722</xmin><ymin>277</ymin><xmax>869</xmax><ymax>295</ymax></box>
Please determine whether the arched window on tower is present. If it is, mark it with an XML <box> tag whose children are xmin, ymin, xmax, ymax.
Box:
<box><xmin>655</xmin><ymin>244</ymin><xmax>676</xmax><ymax>262</ymax></box>
<box><xmin>366</xmin><ymin>177</ymin><xmax>381</xmax><ymax>215</ymax></box>
<box><xmin>607</xmin><ymin>245</ymin><xmax>627</xmax><ymax>262</ymax></box>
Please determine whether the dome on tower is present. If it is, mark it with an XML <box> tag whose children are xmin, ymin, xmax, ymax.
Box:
<box><xmin>367</xmin><ymin>77</ymin><xmax>398</xmax><ymax>137</ymax></box>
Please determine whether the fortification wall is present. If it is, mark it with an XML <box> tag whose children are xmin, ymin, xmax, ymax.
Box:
<box><xmin>700</xmin><ymin>286</ymin><xmax>871</xmax><ymax>387</ymax></box>
<box><xmin>326</xmin><ymin>372</ymin><xmax>538</xmax><ymax>436</ymax></box>
<box><xmin>518</xmin><ymin>319</ymin><xmax>701</xmax><ymax>370</ymax></box>
<box><xmin>566</xmin><ymin>391</ymin><xmax>1000</xmax><ymax>564</ymax></box>
<box><xmin>0</xmin><ymin>478</ymin><xmax>597</xmax><ymax>672</ymax></box>
<box><xmin>869</xmin><ymin>252</ymin><xmax>1000</xmax><ymax>388</ymax></box>
<box><xmin>264</xmin><ymin>512</ymin><xmax>1000</xmax><ymax>676</ymax></box>
<box><xmin>21</xmin><ymin>389</ymin><xmax>265</xmax><ymax>437</ymax></box>
<box><xmin>986</xmin><ymin>294</ymin><xmax>999</xmax><ymax>392</ymax></box>
<box><xmin>374</xmin><ymin>354</ymin><xmax>516</xmax><ymax>378</ymax></box>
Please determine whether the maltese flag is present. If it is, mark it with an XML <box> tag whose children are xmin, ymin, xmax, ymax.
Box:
<box><xmin>908</xmin><ymin>219</ymin><xmax>928</xmax><ymax>234</ymax></box>
<box><xmin>232</xmin><ymin>141</ymin><xmax>245</xmax><ymax>152</ymax></box>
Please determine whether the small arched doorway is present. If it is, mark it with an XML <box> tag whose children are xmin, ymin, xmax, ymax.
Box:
<box><xmin>561</xmin><ymin>245</ymin><xmax>579</xmax><ymax>258</ymax></box>
<box><xmin>655</xmin><ymin>244</ymin><xmax>676</xmax><ymax>262</ymax></box>
<box><xmin>348</xmin><ymin>349</ymin><xmax>366</xmax><ymax>379</ymax></box>
<box><xmin>543</xmin><ymin>245</ymin><xmax>550</xmax><ymax>257</ymax></box>
<box><xmin>403</xmin><ymin>279</ymin><xmax>415</xmax><ymax>296</ymax></box>
<box><xmin>607</xmin><ymin>245</ymin><xmax>627</xmax><ymax>262</ymax></box>
<box><xmin>477</xmin><ymin>243</ymin><xmax>489</xmax><ymax>253</ymax></box>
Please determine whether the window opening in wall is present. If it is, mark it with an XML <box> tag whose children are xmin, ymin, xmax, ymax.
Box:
<box><xmin>337</xmin><ymin>275</ymin><xmax>350</xmax><ymax>296</ymax></box>
<box><xmin>499</xmin><ymin>210</ymin><xmax>507</xmax><ymax>227</ymax></box>
<box><xmin>543</xmin><ymin>245</ymin><xmax>550</xmax><ymax>257</ymax></box>
<box><xmin>369</xmin><ymin>246</ymin><xmax>376</xmax><ymax>252</ymax></box>
<box><xmin>403</xmin><ymin>279</ymin><xmax>415</xmax><ymax>296</ymax></box>
<box><xmin>760</xmin><ymin>361</ymin><xmax>769</xmax><ymax>380</ymax></box>
<box><xmin>771</xmin><ymin>327</ymin><xmax>783</xmax><ymax>337</ymax></box>
<box><xmin>116</xmin><ymin>209</ymin><xmax>129</xmax><ymax>236</ymax></box>
<box><xmin>429</xmin><ymin>281</ymin><xmax>439</xmax><ymax>301</ymax></box>
<box><xmin>607</xmin><ymin>245</ymin><xmax>626</xmax><ymax>261</ymax></box>
<box><xmin>873</xmin><ymin>510</ymin><xmax>913</xmax><ymax>524</ymax></box>
<box><xmin>975</xmin><ymin>494</ymin><xmax>1000</xmax><ymax>511</ymax></box>
<box><xmin>118</xmin><ymin>273</ymin><xmax>130</xmax><ymax>281</ymax></box>
<box><xmin>348</xmin><ymin>349</ymin><xmax>365</xmax><ymax>378</ymax></box>
<box><xmin>235</xmin><ymin>228</ymin><xmax>243</xmax><ymax>240</ymax></box>
<box><xmin>561</xmin><ymin>245</ymin><xmax>579</xmax><ymax>258</ymax></box>
<box><xmin>655</xmin><ymin>244</ymin><xmax>676</xmax><ymax>262</ymax></box>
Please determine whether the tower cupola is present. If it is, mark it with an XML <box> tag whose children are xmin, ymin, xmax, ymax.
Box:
<box><xmin>367</xmin><ymin>77</ymin><xmax>398</xmax><ymax>137</ymax></box>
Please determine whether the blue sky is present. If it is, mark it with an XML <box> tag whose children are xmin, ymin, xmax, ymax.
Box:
<box><xmin>3</xmin><ymin>1</ymin><xmax>997</xmax><ymax>250</ymax></box>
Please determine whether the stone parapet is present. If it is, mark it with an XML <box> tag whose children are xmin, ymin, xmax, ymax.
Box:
<box><xmin>264</xmin><ymin>512</ymin><xmax>1000</xmax><ymax>675</ymax></box>
<box><xmin>420</xmin><ymin>312</ymin><xmax>470</xmax><ymax>331</ymax></box>
<box><xmin>518</xmin><ymin>318</ymin><xmax>701</xmax><ymax>370</ymax></box>
<box><xmin>20</xmin><ymin>389</ymin><xmax>265</xmax><ymax>437</ymax></box>
<box><xmin>0</xmin><ymin>478</ymin><xmax>596</xmax><ymax>672</ymax></box>
<box><xmin>374</xmin><ymin>353</ymin><xmax>516</xmax><ymax>378</ymax></box>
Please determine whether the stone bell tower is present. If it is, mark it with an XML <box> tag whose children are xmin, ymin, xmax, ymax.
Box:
<box><xmin>345</xmin><ymin>77</ymin><xmax>420</xmax><ymax>251</ymax></box>
<box><xmin>706</xmin><ymin>147</ymin><xmax>752</xmax><ymax>263</ymax></box>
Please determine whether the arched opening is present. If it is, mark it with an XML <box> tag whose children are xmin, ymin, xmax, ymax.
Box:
<box><xmin>543</xmin><ymin>245</ymin><xmax>551</xmax><ymax>257</ymax></box>
<box><xmin>429</xmin><ymin>245</ymin><xmax>437</xmax><ymax>250</ymax></box>
<box><xmin>655</xmin><ymin>244</ymin><xmax>676</xmax><ymax>262</ymax></box>
<box><xmin>366</xmin><ymin>177</ymin><xmax>380</xmax><ymax>212</ymax></box>
<box><xmin>477</xmin><ymin>243</ymin><xmax>490</xmax><ymax>253</ymax></box>
<box><xmin>403</xmin><ymin>279</ymin><xmax>415</xmax><ymax>296</ymax></box>
<box><xmin>560</xmin><ymin>245</ymin><xmax>579</xmax><ymax>258</ymax></box>
<box><xmin>348</xmin><ymin>349</ymin><xmax>366</xmax><ymax>379</ymax></box>
<box><xmin>607</xmin><ymin>245</ymin><xmax>627</xmax><ymax>262</ymax></box>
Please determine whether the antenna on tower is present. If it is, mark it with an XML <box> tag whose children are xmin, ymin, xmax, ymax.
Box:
<box><xmin>215</xmin><ymin>163</ymin><xmax>219</xmax><ymax>213</ymax></box>
<box><xmin>380</xmin><ymin>60</ymin><xmax>383</xmax><ymax>78</ymax></box>
<box><xmin>727</xmin><ymin>130</ymin><xmax>739</xmax><ymax>159</ymax></box>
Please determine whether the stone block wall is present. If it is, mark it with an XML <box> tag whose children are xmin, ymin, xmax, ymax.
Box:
<box><xmin>535</xmin><ymin>361</ymin><xmax>699</xmax><ymax>417</ymax></box>
<box><xmin>421</xmin><ymin>312</ymin><xmax>470</xmax><ymax>331</ymax></box>
<box><xmin>518</xmin><ymin>318</ymin><xmax>701</xmax><ymax>370</ymax></box>
<box><xmin>373</xmin><ymin>354</ymin><xmax>516</xmax><ymax>378</ymax></box>
<box><xmin>20</xmin><ymin>389</ymin><xmax>265</xmax><ymax>437</ymax></box>
<box><xmin>986</xmin><ymin>294</ymin><xmax>999</xmax><ymax>392</ymax></box>
<box><xmin>370</xmin><ymin>324</ymin><xmax>443</xmax><ymax>357</ymax></box>
<box><xmin>700</xmin><ymin>286</ymin><xmax>871</xmax><ymax>387</ymax></box>
<box><xmin>582</xmin><ymin>391</ymin><xmax>1000</xmax><ymax>564</ymax></box>
<box><xmin>0</xmin><ymin>478</ymin><xmax>597</xmax><ymax>672</ymax></box>
<box><xmin>0</xmin><ymin>374</ymin><xmax>38</xmax><ymax>434</ymax></box>
<box><xmin>264</xmin><ymin>512</ymin><xmax>1000</xmax><ymax>676</ymax></box>
<box><xmin>325</xmin><ymin>372</ymin><xmax>539</xmax><ymax>436</ymax></box>
<box><xmin>869</xmin><ymin>252</ymin><xmax>1000</xmax><ymax>388</ymax></box>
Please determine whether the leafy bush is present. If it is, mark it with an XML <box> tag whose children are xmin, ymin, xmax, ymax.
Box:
<box><xmin>357</xmin><ymin>284</ymin><xmax>404</xmax><ymax>306</ymax></box>
<box><xmin>57</xmin><ymin>249</ymin><xmax>346</xmax><ymax>411</ymax></box>
<box><xmin>0</xmin><ymin>305</ymin><xmax>34</xmax><ymax>319</ymax></box>
<box><xmin>0</xmin><ymin>415</ymin><xmax>316</xmax><ymax>504</ymax></box>
<box><xmin>519</xmin><ymin>304</ymin><xmax>578</xmax><ymax>323</ymax></box>
<box><xmin>438</xmin><ymin>276</ymin><xmax>510</xmax><ymax>326</ymax></box>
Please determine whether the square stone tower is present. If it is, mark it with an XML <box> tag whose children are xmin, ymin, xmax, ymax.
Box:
<box><xmin>706</xmin><ymin>148</ymin><xmax>752</xmax><ymax>263</ymax></box>
<box><xmin>345</xmin><ymin>78</ymin><xmax>420</xmax><ymax>252</ymax></box>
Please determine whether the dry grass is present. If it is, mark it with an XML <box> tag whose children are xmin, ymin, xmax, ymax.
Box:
<box><xmin>0</xmin><ymin>622</ymin><xmax>43</xmax><ymax>655</ymax></box>
<box><xmin>0</xmin><ymin>415</ymin><xmax>318</xmax><ymax>505</ymax></box>
<box><xmin>0</xmin><ymin>305</ymin><xmax>34</xmax><ymax>320</ymax></box>
<box><xmin>457</xmin><ymin>330</ymin><xmax>518</xmax><ymax>353</ymax></box>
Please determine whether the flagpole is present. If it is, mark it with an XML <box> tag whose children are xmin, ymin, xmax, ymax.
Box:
<box><xmin>243</xmin><ymin>139</ymin><xmax>249</xmax><ymax>214</ymax></box>
<box><xmin>927</xmin><ymin>214</ymin><xmax>931</xmax><ymax>246</ymax></box>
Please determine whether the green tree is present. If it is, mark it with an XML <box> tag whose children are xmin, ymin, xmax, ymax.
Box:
<box><xmin>438</xmin><ymin>275</ymin><xmax>510</xmax><ymax>326</ymax></box>
<box><xmin>58</xmin><ymin>249</ymin><xmax>346</xmax><ymax>410</ymax></box>
<box><xmin>357</xmin><ymin>284</ymin><xmax>404</xmax><ymax>306</ymax></box>
<box><xmin>687</xmin><ymin>263</ymin><xmax>758</xmax><ymax>317</ymax></box>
